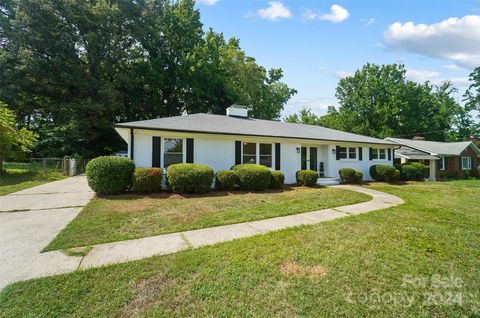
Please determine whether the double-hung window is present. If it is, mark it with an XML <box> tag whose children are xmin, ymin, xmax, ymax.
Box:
<box><xmin>439</xmin><ymin>157</ymin><xmax>446</xmax><ymax>171</ymax></box>
<box><xmin>461</xmin><ymin>157</ymin><xmax>472</xmax><ymax>170</ymax></box>
<box><xmin>259</xmin><ymin>144</ymin><xmax>272</xmax><ymax>167</ymax></box>
<box><xmin>339</xmin><ymin>147</ymin><xmax>356</xmax><ymax>159</ymax></box>
<box><xmin>242</xmin><ymin>142</ymin><xmax>273</xmax><ymax>167</ymax></box>
<box><xmin>164</xmin><ymin>138</ymin><xmax>183</xmax><ymax>168</ymax></box>
<box><xmin>371</xmin><ymin>148</ymin><xmax>386</xmax><ymax>160</ymax></box>
<box><xmin>242</xmin><ymin>142</ymin><xmax>256</xmax><ymax>164</ymax></box>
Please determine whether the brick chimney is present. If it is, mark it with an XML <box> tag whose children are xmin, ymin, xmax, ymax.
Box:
<box><xmin>412</xmin><ymin>136</ymin><xmax>425</xmax><ymax>140</ymax></box>
<box><xmin>469</xmin><ymin>135</ymin><xmax>476</xmax><ymax>141</ymax></box>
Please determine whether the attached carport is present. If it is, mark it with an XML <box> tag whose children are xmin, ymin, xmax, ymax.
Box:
<box><xmin>394</xmin><ymin>147</ymin><xmax>439</xmax><ymax>181</ymax></box>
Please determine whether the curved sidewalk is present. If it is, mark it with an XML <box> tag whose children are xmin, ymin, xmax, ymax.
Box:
<box><xmin>75</xmin><ymin>185</ymin><xmax>404</xmax><ymax>268</ymax></box>
<box><xmin>0</xmin><ymin>179</ymin><xmax>403</xmax><ymax>289</ymax></box>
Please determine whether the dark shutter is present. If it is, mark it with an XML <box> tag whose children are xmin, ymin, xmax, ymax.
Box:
<box><xmin>235</xmin><ymin>141</ymin><xmax>241</xmax><ymax>165</ymax></box>
<box><xmin>358</xmin><ymin>147</ymin><xmax>363</xmax><ymax>161</ymax></box>
<box><xmin>369</xmin><ymin>147</ymin><xmax>373</xmax><ymax>160</ymax></box>
<box><xmin>152</xmin><ymin>136</ymin><xmax>161</xmax><ymax>167</ymax></box>
<box><xmin>388</xmin><ymin>148</ymin><xmax>392</xmax><ymax>161</ymax></box>
<box><xmin>186</xmin><ymin>138</ymin><xmax>194</xmax><ymax>163</ymax></box>
<box><xmin>444</xmin><ymin>157</ymin><xmax>448</xmax><ymax>170</ymax></box>
<box><xmin>130</xmin><ymin>128</ymin><xmax>134</xmax><ymax>160</ymax></box>
<box><xmin>275</xmin><ymin>143</ymin><xmax>281</xmax><ymax>170</ymax></box>
<box><xmin>336</xmin><ymin>146</ymin><xmax>340</xmax><ymax>160</ymax></box>
<box><xmin>459</xmin><ymin>157</ymin><xmax>462</xmax><ymax>170</ymax></box>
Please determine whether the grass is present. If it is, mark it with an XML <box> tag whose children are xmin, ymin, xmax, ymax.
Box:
<box><xmin>0</xmin><ymin>162</ymin><xmax>66</xmax><ymax>196</ymax></box>
<box><xmin>1</xmin><ymin>181</ymin><xmax>479</xmax><ymax>317</ymax></box>
<box><xmin>44</xmin><ymin>186</ymin><xmax>370</xmax><ymax>251</ymax></box>
<box><xmin>440</xmin><ymin>179</ymin><xmax>480</xmax><ymax>188</ymax></box>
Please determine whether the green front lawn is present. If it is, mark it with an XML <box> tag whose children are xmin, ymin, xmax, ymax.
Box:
<box><xmin>440</xmin><ymin>179</ymin><xmax>480</xmax><ymax>188</ymax></box>
<box><xmin>1</xmin><ymin>181</ymin><xmax>479</xmax><ymax>317</ymax></box>
<box><xmin>44</xmin><ymin>187</ymin><xmax>370</xmax><ymax>251</ymax></box>
<box><xmin>0</xmin><ymin>162</ymin><xmax>66</xmax><ymax>196</ymax></box>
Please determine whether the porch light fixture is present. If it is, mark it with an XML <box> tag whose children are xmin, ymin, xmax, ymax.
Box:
<box><xmin>332</xmin><ymin>149</ymin><xmax>336</xmax><ymax>154</ymax></box>
<box><xmin>296</xmin><ymin>147</ymin><xmax>301</xmax><ymax>153</ymax></box>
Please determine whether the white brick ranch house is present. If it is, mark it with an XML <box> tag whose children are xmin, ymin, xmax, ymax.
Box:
<box><xmin>114</xmin><ymin>105</ymin><xmax>397</xmax><ymax>184</ymax></box>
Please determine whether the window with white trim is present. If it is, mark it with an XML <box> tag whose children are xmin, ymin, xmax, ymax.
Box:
<box><xmin>242</xmin><ymin>142</ymin><xmax>273</xmax><ymax>167</ymax></box>
<box><xmin>371</xmin><ymin>148</ymin><xmax>386</xmax><ymax>160</ymax></box>
<box><xmin>439</xmin><ymin>157</ymin><xmax>446</xmax><ymax>171</ymax></box>
<box><xmin>461</xmin><ymin>156</ymin><xmax>472</xmax><ymax>170</ymax></box>
<box><xmin>339</xmin><ymin>147</ymin><xmax>356</xmax><ymax>159</ymax></box>
<box><xmin>164</xmin><ymin>138</ymin><xmax>183</xmax><ymax>168</ymax></box>
<box><xmin>259</xmin><ymin>143</ymin><xmax>272</xmax><ymax>167</ymax></box>
<box><xmin>242</xmin><ymin>142</ymin><xmax>256</xmax><ymax>164</ymax></box>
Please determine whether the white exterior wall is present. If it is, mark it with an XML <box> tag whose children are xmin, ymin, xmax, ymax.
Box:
<box><xmin>326</xmin><ymin>145</ymin><xmax>394</xmax><ymax>180</ymax></box>
<box><xmin>116</xmin><ymin>127</ymin><xmax>395</xmax><ymax>184</ymax></box>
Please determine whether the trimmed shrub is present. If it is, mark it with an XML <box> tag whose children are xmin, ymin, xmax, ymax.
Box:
<box><xmin>270</xmin><ymin>171</ymin><xmax>285</xmax><ymax>189</ymax></box>
<box><xmin>132</xmin><ymin>168</ymin><xmax>163</xmax><ymax>194</ymax></box>
<box><xmin>167</xmin><ymin>163</ymin><xmax>214</xmax><ymax>194</ymax></box>
<box><xmin>339</xmin><ymin>168</ymin><xmax>363</xmax><ymax>184</ymax></box>
<box><xmin>394</xmin><ymin>169</ymin><xmax>401</xmax><ymax>181</ymax></box>
<box><xmin>400</xmin><ymin>162</ymin><xmax>427</xmax><ymax>181</ymax></box>
<box><xmin>231</xmin><ymin>164</ymin><xmax>271</xmax><ymax>191</ymax></box>
<box><xmin>215</xmin><ymin>170</ymin><xmax>238</xmax><ymax>190</ymax></box>
<box><xmin>86</xmin><ymin>156</ymin><xmax>135</xmax><ymax>195</ymax></box>
<box><xmin>369</xmin><ymin>164</ymin><xmax>396</xmax><ymax>182</ymax></box>
<box><xmin>296</xmin><ymin>170</ymin><xmax>318</xmax><ymax>187</ymax></box>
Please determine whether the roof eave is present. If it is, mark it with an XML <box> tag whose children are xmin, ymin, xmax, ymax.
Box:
<box><xmin>114</xmin><ymin>124</ymin><xmax>397</xmax><ymax>146</ymax></box>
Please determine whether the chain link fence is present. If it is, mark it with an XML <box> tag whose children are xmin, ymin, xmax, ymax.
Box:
<box><xmin>28</xmin><ymin>158</ymin><xmax>91</xmax><ymax>176</ymax></box>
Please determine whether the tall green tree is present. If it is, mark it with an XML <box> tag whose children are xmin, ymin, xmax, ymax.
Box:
<box><xmin>287</xmin><ymin>63</ymin><xmax>462</xmax><ymax>141</ymax></box>
<box><xmin>0</xmin><ymin>102</ymin><xmax>36</xmax><ymax>172</ymax></box>
<box><xmin>0</xmin><ymin>0</ymin><xmax>295</xmax><ymax>158</ymax></box>
<box><xmin>462</xmin><ymin>67</ymin><xmax>480</xmax><ymax>139</ymax></box>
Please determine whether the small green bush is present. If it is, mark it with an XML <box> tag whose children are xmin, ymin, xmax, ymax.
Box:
<box><xmin>167</xmin><ymin>163</ymin><xmax>214</xmax><ymax>194</ymax></box>
<box><xmin>215</xmin><ymin>170</ymin><xmax>238</xmax><ymax>190</ymax></box>
<box><xmin>132</xmin><ymin>168</ymin><xmax>163</xmax><ymax>194</ymax></box>
<box><xmin>400</xmin><ymin>162</ymin><xmax>427</xmax><ymax>181</ymax></box>
<box><xmin>231</xmin><ymin>164</ymin><xmax>271</xmax><ymax>191</ymax></box>
<box><xmin>270</xmin><ymin>171</ymin><xmax>285</xmax><ymax>189</ymax></box>
<box><xmin>339</xmin><ymin>168</ymin><xmax>363</xmax><ymax>184</ymax></box>
<box><xmin>369</xmin><ymin>164</ymin><xmax>396</xmax><ymax>182</ymax></box>
<box><xmin>86</xmin><ymin>156</ymin><xmax>135</xmax><ymax>195</ymax></box>
<box><xmin>296</xmin><ymin>170</ymin><xmax>318</xmax><ymax>187</ymax></box>
<box><xmin>394</xmin><ymin>169</ymin><xmax>401</xmax><ymax>181</ymax></box>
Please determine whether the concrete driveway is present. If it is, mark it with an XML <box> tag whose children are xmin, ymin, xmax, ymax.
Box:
<box><xmin>0</xmin><ymin>176</ymin><xmax>94</xmax><ymax>289</ymax></box>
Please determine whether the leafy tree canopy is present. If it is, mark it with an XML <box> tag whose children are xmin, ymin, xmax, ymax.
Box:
<box><xmin>286</xmin><ymin>63</ymin><xmax>473</xmax><ymax>142</ymax></box>
<box><xmin>0</xmin><ymin>0</ymin><xmax>296</xmax><ymax>158</ymax></box>
<box><xmin>0</xmin><ymin>102</ymin><xmax>37</xmax><ymax>172</ymax></box>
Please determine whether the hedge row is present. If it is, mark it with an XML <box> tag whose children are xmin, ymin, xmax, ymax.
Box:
<box><xmin>86</xmin><ymin>157</ymin><xmax>288</xmax><ymax>195</ymax></box>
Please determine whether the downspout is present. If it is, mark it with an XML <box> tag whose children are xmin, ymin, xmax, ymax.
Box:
<box><xmin>130</xmin><ymin>128</ymin><xmax>134</xmax><ymax>160</ymax></box>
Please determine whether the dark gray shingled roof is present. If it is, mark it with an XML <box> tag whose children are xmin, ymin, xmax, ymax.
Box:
<box><xmin>115</xmin><ymin>113</ymin><xmax>396</xmax><ymax>145</ymax></box>
<box><xmin>394</xmin><ymin>146</ymin><xmax>439</xmax><ymax>160</ymax></box>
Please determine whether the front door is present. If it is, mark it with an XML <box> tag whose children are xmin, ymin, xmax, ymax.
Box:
<box><xmin>301</xmin><ymin>146</ymin><xmax>318</xmax><ymax>172</ymax></box>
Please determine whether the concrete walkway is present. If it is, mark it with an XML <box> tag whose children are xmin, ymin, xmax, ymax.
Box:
<box><xmin>0</xmin><ymin>176</ymin><xmax>94</xmax><ymax>289</ymax></box>
<box><xmin>0</xmin><ymin>178</ymin><xmax>403</xmax><ymax>290</ymax></box>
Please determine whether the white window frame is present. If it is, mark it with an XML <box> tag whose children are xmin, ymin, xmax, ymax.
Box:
<box><xmin>162</xmin><ymin>137</ymin><xmax>185</xmax><ymax>169</ymax></box>
<box><xmin>371</xmin><ymin>148</ymin><xmax>386</xmax><ymax>160</ymax></box>
<box><xmin>241</xmin><ymin>142</ymin><xmax>274</xmax><ymax>168</ymax></box>
<box><xmin>338</xmin><ymin>146</ymin><xmax>357</xmax><ymax>160</ymax></box>
<box><xmin>461</xmin><ymin>156</ymin><xmax>472</xmax><ymax>170</ymax></box>
<box><xmin>439</xmin><ymin>157</ymin><xmax>446</xmax><ymax>171</ymax></box>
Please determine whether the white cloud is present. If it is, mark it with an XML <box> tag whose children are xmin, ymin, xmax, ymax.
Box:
<box><xmin>442</xmin><ymin>64</ymin><xmax>461</xmax><ymax>71</ymax></box>
<box><xmin>406</xmin><ymin>68</ymin><xmax>470</xmax><ymax>89</ymax></box>
<box><xmin>302</xmin><ymin>9</ymin><xmax>318</xmax><ymax>22</ymax></box>
<box><xmin>335</xmin><ymin>70</ymin><xmax>353</xmax><ymax>79</ymax></box>
<box><xmin>197</xmin><ymin>0</ymin><xmax>219</xmax><ymax>5</ymax></box>
<box><xmin>256</xmin><ymin>1</ymin><xmax>292</xmax><ymax>21</ymax></box>
<box><xmin>406</xmin><ymin>69</ymin><xmax>440</xmax><ymax>82</ymax></box>
<box><xmin>361</xmin><ymin>18</ymin><xmax>375</xmax><ymax>26</ymax></box>
<box><xmin>283</xmin><ymin>96</ymin><xmax>335</xmax><ymax>116</ymax></box>
<box><xmin>320</xmin><ymin>4</ymin><xmax>349</xmax><ymax>24</ymax></box>
<box><xmin>384</xmin><ymin>15</ymin><xmax>480</xmax><ymax>69</ymax></box>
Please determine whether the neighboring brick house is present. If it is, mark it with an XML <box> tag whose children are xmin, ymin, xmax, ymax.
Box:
<box><xmin>386</xmin><ymin>137</ymin><xmax>480</xmax><ymax>180</ymax></box>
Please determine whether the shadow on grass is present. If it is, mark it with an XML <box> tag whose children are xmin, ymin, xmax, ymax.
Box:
<box><xmin>97</xmin><ymin>184</ymin><xmax>325</xmax><ymax>201</ymax></box>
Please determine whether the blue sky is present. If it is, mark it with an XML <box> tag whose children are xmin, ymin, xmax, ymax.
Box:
<box><xmin>195</xmin><ymin>0</ymin><xmax>480</xmax><ymax>117</ymax></box>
